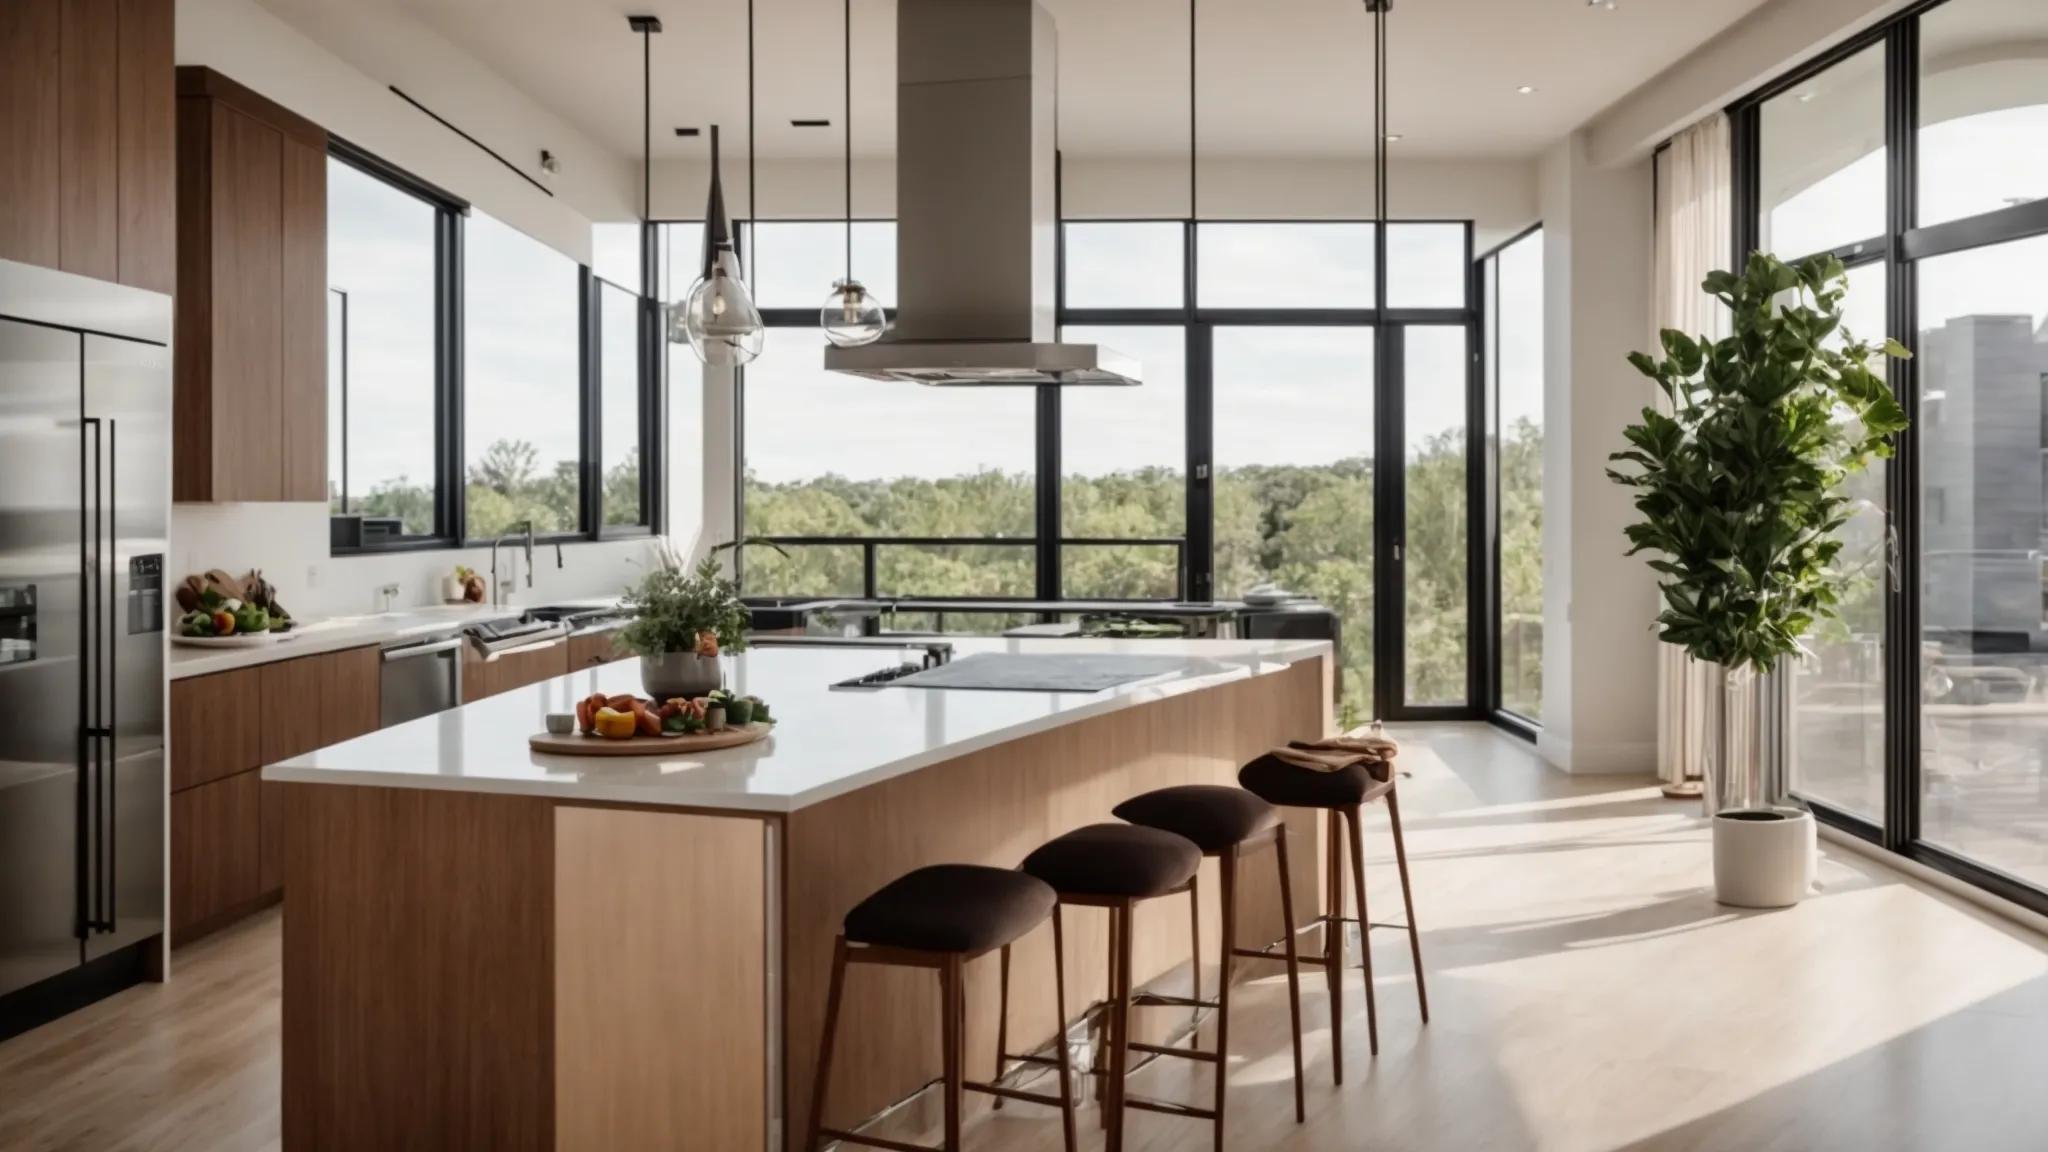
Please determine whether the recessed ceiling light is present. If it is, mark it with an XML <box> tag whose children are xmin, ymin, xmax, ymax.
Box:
<box><xmin>1516</xmin><ymin>85</ymin><xmax>1536</xmax><ymax>95</ymax></box>
<box><xmin>1384</xmin><ymin>134</ymin><xmax>1403</xmax><ymax>142</ymax></box>
<box><xmin>1586</xmin><ymin>0</ymin><xmax>1616</xmax><ymax>8</ymax></box>
<box><xmin>1797</xmin><ymin>90</ymin><xmax>1817</xmax><ymax>103</ymax></box>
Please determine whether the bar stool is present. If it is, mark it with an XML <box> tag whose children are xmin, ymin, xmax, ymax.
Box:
<box><xmin>806</xmin><ymin>864</ymin><xmax>1078</xmax><ymax>1152</ymax></box>
<box><xmin>1106</xmin><ymin>786</ymin><xmax>1308</xmax><ymax>1150</ymax></box>
<box><xmin>1238</xmin><ymin>752</ymin><xmax>1427</xmax><ymax>1080</ymax></box>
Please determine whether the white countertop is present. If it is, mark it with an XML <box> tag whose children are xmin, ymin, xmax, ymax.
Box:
<box><xmin>263</xmin><ymin>637</ymin><xmax>1331</xmax><ymax>813</ymax></box>
<box><xmin>166</xmin><ymin>598</ymin><xmax>624</xmax><ymax>679</ymax></box>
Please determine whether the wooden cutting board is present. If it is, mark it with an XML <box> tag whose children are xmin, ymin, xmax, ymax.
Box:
<box><xmin>528</xmin><ymin>721</ymin><xmax>774</xmax><ymax>757</ymax></box>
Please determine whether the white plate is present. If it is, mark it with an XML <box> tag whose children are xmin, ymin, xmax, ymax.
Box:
<box><xmin>171</xmin><ymin>631</ymin><xmax>290</xmax><ymax>648</ymax></box>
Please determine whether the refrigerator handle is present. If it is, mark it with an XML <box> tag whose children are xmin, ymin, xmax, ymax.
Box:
<box><xmin>104</xmin><ymin>417</ymin><xmax>116</xmax><ymax>928</ymax></box>
<box><xmin>75</xmin><ymin>417</ymin><xmax>92</xmax><ymax>940</ymax></box>
<box><xmin>80</xmin><ymin>416</ymin><xmax>113</xmax><ymax>934</ymax></box>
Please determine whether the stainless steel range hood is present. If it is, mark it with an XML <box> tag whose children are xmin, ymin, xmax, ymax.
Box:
<box><xmin>823</xmin><ymin>0</ymin><xmax>1139</xmax><ymax>387</ymax></box>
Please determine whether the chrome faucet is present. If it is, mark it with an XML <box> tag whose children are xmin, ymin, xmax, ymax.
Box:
<box><xmin>488</xmin><ymin>522</ymin><xmax>535</xmax><ymax>608</ymax></box>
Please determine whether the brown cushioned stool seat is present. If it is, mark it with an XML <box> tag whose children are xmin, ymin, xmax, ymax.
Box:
<box><xmin>843</xmin><ymin>864</ymin><xmax>1056</xmax><ymax>954</ymax></box>
<box><xmin>1022</xmin><ymin>824</ymin><xmax>1202</xmax><ymax>899</ymax></box>
<box><xmin>1112</xmin><ymin>784</ymin><xmax>1280</xmax><ymax>854</ymax></box>
<box><xmin>1238</xmin><ymin>752</ymin><xmax>1392</xmax><ymax>810</ymax></box>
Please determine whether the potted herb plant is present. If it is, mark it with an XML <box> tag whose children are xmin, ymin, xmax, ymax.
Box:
<box><xmin>618</xmin><ymin>554</ymin><xmax>750</xmax><ymax>699</ymax></box>
<box><xmin>1609</xmin><ymin>252</ymin><xmax>1909</xmax><ymax>906</ymax></box>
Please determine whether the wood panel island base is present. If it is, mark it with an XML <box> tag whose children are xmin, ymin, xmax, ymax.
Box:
<box><xmin>268</xmin><ymin>639</ymin><xmax>1332</xmax><ymax>1151</ymax></box>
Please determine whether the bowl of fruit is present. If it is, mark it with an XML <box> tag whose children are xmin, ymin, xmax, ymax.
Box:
<box><xmin>172</xmin><ymin>569</ymin><xmax>298</xmax><ymax>647</ymax></box>
<box><xmin>529</xmin><ymin>690</ymin><xmax>775</xmax><ymax>756</ymax></box>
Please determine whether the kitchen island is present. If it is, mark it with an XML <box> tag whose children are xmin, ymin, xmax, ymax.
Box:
<box><xmin>266</xmin><ymin>637</ymin><xmax>1331</xmax><ymax>1151</ymax></box>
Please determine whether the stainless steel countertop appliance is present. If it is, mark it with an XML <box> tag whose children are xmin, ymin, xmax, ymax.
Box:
<box><xmin>0</xmin><ymin>259</ymin><xmax>171</xmax><ymax>1039</ymax></box>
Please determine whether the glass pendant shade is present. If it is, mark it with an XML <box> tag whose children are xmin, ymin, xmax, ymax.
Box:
<box><xmin>820</xmin><ymin>278</ymin><xmax>887</xmax><ymax>347</ymax></box>
<box><xmin>670</xmin><ymin>123</ymin><xmax>763</xmax><ymax>365</ymax></box>
<box><xmin>676</xmin><ymin>250</ymin><xmax>765</xmax><ymax>367</ymax></box>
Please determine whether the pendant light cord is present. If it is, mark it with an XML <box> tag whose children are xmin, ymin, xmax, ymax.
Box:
<box><xmin>642</xmin><ymin>26</ymin><xmax>651</xmax><ymax>225</ymax></box>
<box><xmin>844</xmin><ymin>0</ymin><xmax>853</xmax><ymax>282</ymax></box>
<box><xmin>748</xmin><ymin>0</ymin><xmax>757</xmax><ymax>286</ymax></box>
<box><xmin>1372</xmin><ymin>1</ymin><xmax>1388</xmax><ymax>408</ymax></box>
<box><xmin>1189</xmin><ymin>0</ymin><xmax>1197</xmax><ymax>222</ymax></box>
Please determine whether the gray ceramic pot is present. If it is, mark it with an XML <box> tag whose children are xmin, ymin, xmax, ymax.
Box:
<box><xmin>640</xmin><ymin>651</ymin><xmax>722</xmax><ymax>699</ymax></box>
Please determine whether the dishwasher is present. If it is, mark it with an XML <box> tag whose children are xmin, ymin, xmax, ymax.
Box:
<box><xmin>380</xmin><ymin>633</ymin><xmax>464</xmax><ymax>727</ymax></box>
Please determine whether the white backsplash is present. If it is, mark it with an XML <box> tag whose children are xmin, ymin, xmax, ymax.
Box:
<box><xmin>169</xmin><ymin>503</ymin><xmax>660</xmax><ymax>621</ymax></box>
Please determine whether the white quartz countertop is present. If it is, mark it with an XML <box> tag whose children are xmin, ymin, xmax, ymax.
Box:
<box><xmin>263</xmin><ymin>637</ymin><xmax>1331</xmax><ymax>813</ymax></box>
<box><xmin>166</xmin><ymin>598</ymin><xmax>625</xmax><ymax>679</ymax></box>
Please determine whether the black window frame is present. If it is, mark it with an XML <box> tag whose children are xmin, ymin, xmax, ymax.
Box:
<box><xmin>1476</xmin><ymin>220</ymin><xmax>1545</xmax><ymax>742</ymax></box>
<box><xmin>1726</xmin><ymin>0</ymin><xmax>2048</xmax><ymax>916</ymax></box>
<box><xmin>718</xmin><ymin>213</ymin><xmax>1490</xmax><ymax>724</ymax></box>
<box><xmin>326</xmin><ymin>139</ymin><xmax>660</xmax><ymax>556</ymax></box>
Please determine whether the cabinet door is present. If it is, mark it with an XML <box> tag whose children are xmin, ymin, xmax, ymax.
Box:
<box><xmin>171</xmin><ymin>667</ymin><xmax>263</xmax><ymax>792</ymax></box>
<box><xmin>319</xmin><ymin>646</ymin><xmax>380</xmax><ymax>746</ymax></box>
<box><xmin>115</xmin><ymin>0</ymin><xmax>172</xmax><ymax>293</ymax></box>
<box><xmin>569</xmin><ymin>630</ymin><xmax>626</xmax><ymax>669</ymax></box>
<box><xmin>0</xmin><ymin>1</ymin><xmax>62</xmax><ymax>269</ymax></box>
<box><xmin>280</xmin><ymin>134</ymin><xmax>326</xmax><ymax>502</ymax></box>
<box><xmin>209</xmin><ymin>104</ymin><xmax>283</xmax><ymax>501</ymax></box>
<box><xmin>258</xmin><ymin>654</ymin><xmax>325</xmax><ymax>765</ymax></box>
<box><xmin>463</xmin><ymin>639</ymin><xmax>569</xmax><ymax>703</ymax></box>
<box><xmin>171</xmin><ymin>769</ymin><xmax>261</xmax><ymax>938</ymax></box>
<box><xmin>58</xmin><ymin>0</ymin><xmax>118</xmax><ymax>282</ymax></box>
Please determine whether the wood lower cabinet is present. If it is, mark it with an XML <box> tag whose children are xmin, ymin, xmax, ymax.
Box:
<box><xmin>170</xmin><ymin>665</ymin><xmax>263</xmax><ymax>791</ymax></box>
<box><xmin>173</xmin><ymin>66</ymin><xmax>326</xmax><ymax>503</ymax></box>
<box><xmin>463</xmin><ymin>637</ymin><xmax>571</xmax><ymax>704</ymax></box>
<box><xmin>0</xmin><ymin>0</ymin><xmax>172</xmax><ymax>290</ymax></box>
<box><xmin>171</xmin><ymin>770</ymin><xmax>262</xmax><ymax>937</ymax></box>
<box><xmin>567</xmin><ymin>629</ymin><xmax>629</xmax><ymax>670</ymax></box>
<box><xmin>173</xmin><ymin>645</ymin><xmax>380</xmax><ymax>943</ymax></box>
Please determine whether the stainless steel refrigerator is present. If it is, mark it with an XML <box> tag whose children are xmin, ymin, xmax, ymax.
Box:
<box><xmin>0</xmin><ymin>259</ymin><xmax>169</xmax><ymax>1034</ymax></box>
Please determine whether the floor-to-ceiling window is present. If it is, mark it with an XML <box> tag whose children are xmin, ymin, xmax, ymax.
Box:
<box><xmin>694</xmin><ymin>215</ymin><xmax>1489</xmax><ymax>721</ymax></box>
<box><xmin>1733</xmin><ymin>0</ymin><xmax>2048</xmax><ymax>909</ymax></box>
<box><xmin>1480</xmin><ymin>226</ymin><xmax>1544</xmax><ymax>726</ymax></box>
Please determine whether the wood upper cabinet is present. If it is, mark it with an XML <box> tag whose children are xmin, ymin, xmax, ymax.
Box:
<box><xmin>174</xmin><ymin>66</ymin><xmax>326</xmax><ymax>503</ymax></box>
<box><xmin>0</xmin><ymin>0</ymin><xmax>171</xmax><ymax>289</ymax></box>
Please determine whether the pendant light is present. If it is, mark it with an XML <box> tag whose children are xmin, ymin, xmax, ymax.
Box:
<box><xmin>671</xmin><ymin>2</ymin><xmax>764</xmax><ymax>365</ymax></box>
<box><xmin>821</xmin><ymin>0</ymin><xmax>887</xmax><ymax>346</ymax></box>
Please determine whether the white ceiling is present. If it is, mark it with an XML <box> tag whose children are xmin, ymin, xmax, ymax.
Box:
<box><xmin>261</xmin><ymin>0</ymin><xmax>1774</xmax><ymax>162</ymax></box>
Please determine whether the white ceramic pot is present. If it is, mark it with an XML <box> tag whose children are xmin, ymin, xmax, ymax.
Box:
<box><xmin>1712</xmin><ymin>806</ymin><xmax>1816</xmax><ymax>908</ymax></box>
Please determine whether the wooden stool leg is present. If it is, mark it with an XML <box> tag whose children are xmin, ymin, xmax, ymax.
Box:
<box><xmin>1325</xmin><ymin>807</ymin><xmax>1345</xmax><ymax>1086</ymax></box>
<box><xmin>1213</xmin><ymin>846</ymin><xmax>1238</xmax><ymax>1152</ymax></box>
<box><xmin>1052</xmin><ymin>905</ymin><xmax>1079</xmax><ymax>1152</ymax></box>
<box><xmin>1108</xmin><ymin>902</ymin><xmax>1135</xmax><ymax>1152</ymax></box>
<box><xmin>805</xmin><ymin>937</ymin><xmax>850</xmax><ymax>1151</ymax></box>
<box><xmin>992</xmin><ymin>943</ymin><xmax>1011</xmax><ymax>1110</ymax></box>
<box><xmin>942</xmin><ymin>953</ymin><xmax>965</xmax><ymax>1151</ymax></box>
<box><xmin>1275</xmin><ymin>828</ymin><xmax>1306</xmax><ymax>1123</ymax></box>
<box><xmin>1188</xmin><ymin>870</ymin><xmax>1203</xmax><ymax>1010</ymax></box>
<box><xmin>1387</xmin><ymin>786</ymin><xmax>1429</xmax><ymax>1023</ymax></box>
<box><xmin>1344</xmin><ymin>805</ymin><xmax>1379</xmax><ymax>1057</ymax></box>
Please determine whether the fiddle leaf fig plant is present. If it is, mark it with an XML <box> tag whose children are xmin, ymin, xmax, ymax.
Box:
<box><xmin>1607</xmin><ymin>251</ymin><xmax>1910</xmax><ymax>672</ymax></box>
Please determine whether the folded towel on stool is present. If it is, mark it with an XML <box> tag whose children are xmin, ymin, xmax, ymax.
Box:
<box><xmin>1270</xmin><ymin>731</ymin><xmax>1399</xmax><ymax>780</ymax></box>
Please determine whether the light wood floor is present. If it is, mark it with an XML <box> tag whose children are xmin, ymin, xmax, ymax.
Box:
<box><xmin>6</xmin><ymin>723</ymin><xmax>2048</xmax><ymax>1151</ymax></box>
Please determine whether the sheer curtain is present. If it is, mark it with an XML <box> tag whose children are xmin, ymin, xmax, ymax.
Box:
<box><xmin>1652</xmin><ymin>113</ymin><xmax>1731</xmax><ymax>798</ymax></box>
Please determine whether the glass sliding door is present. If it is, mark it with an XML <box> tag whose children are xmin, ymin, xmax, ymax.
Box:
<box><xmin>1482</xmin><ymin>228</ymin><xmax>1544</xmax><ymax>724</ymax></box>
<box><xmin>1212</xmin><ymin>326</ymin><xmax>1376</xmax><ymax>721</ymax></box>
<box><xmin>1789</xmin><ymin>261</ymin><xmax>1889</xmax><ymax>822</ymax></box>
<box><xmin>1914</xmin><ymin>234</ymin><xmax>2048</xmax><ymax>889</ymax></box>
<box><xmin>1397</xmin><ymin>325</ymin><xmax>1472</xmax><ymax>709</ymax></box>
